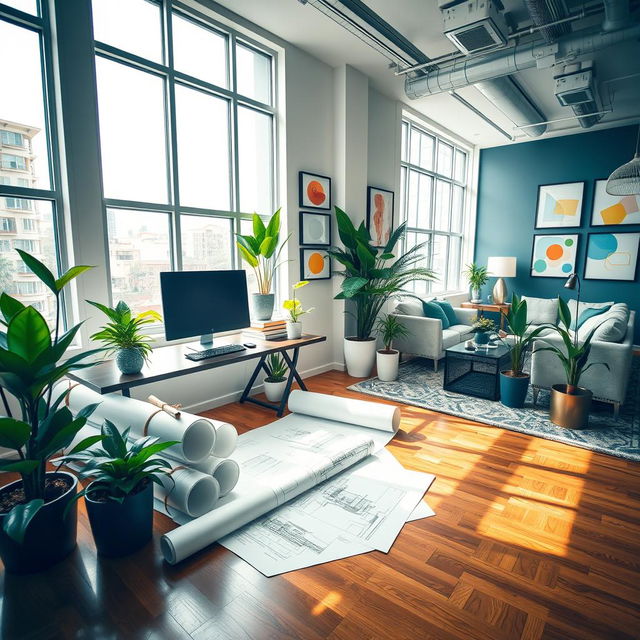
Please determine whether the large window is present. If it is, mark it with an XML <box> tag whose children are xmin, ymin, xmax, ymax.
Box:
<box><xmin>93</xmin><ymin>0</ymin><xmax>277</xmax><ymax>316</ymax></box>
<box><xmin>400</xmin><ymin>118</ymin><xmax>469</xmax><ymax>296</ymax></box>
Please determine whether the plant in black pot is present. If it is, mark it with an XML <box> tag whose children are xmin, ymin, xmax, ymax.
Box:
<box><xmin>469</xmin><ymin>316</ymin><xmax>496</xmax><ymax>346</ymax></box>
<box><xmin>59</xmin><ymin>420</ymin><xmax>177</xmax><ymax>557</ymax></box>
<box><xmin>0</xmin><ymin>250</ymin><xmax>103</xmax><ymax>574</ymax></box>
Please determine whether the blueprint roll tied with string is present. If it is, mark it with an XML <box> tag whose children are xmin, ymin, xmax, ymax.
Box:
<box><xmin>161</xmin><ymin>390</ymin><xmax>435</xmax><ymax>572</ymax></box>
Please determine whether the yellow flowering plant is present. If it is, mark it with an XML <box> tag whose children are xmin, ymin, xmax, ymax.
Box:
<box><xmin>283</xmin><ymin>281</ymin><xmax>314</xmax><ymax>323</ymax></box>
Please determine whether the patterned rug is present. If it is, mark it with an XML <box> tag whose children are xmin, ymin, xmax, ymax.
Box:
<box><xmin>349</xmin><ymin>358</ymin><xmax>640</xmax><ymax>462</ymax></box>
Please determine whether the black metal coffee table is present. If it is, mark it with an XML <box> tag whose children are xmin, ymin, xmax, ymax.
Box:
<box><xmin>443</xmin><ymin>342</ymin><xmax>511</xmax><ymax>401</ymax></box>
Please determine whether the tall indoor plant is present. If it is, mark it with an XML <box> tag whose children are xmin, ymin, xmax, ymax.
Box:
<box><xmin>87</xmin><ymin>300</ymin><xmax>161</xmax><ymax>375</ymax></box>
<box><xmin>463</xmin><ymin>263</ymin><xmax>489</xmax><ymax>303</ymax></box>
<box><xmin>0</xmin><ymin>250</ymin><xmax>103</xmax><ymax>573</ymax></box>
<box><xmin>283</xmin><ymin>280</ymin><xmax>314</xmax><ymax>339</ymax></box>
<box><xmin>328</xmin><ymin>207</ymin><xmax>433</xmax><ymax>377</ymax></box>
<box><xmin>375</xmin><ymin>314</ymin><xmax>409</xmax><ymax>382</ymax></box>
<box><xmin>236</xmin><ymin>210</ymin><xmax>289</xmax><ymax>321</ymax></box>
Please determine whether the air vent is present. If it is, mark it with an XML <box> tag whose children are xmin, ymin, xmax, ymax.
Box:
<box><xmin>554</xmin><ymin>67</ymin><xmax>595</xmax><ymax>107</ymax></box>
<box><xmin>441</xmin><ymin>0</ymin><xmax>508</xmax><ymax>55</ymax></box>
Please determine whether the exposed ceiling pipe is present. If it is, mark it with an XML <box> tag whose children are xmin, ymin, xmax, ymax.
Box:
<box><xmin>523</xmin><ymin>0</ymin><xmax>571</xmax><ymax>43</ymax></box>
<box><xmin>603</xmin><ymin>0</ymin><xmax>631</xmax><ymax>31</ymax></box>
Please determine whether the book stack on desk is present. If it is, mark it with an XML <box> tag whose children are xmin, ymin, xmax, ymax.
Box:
<box><xmin>242</xmin><ymin>318</ymin><xmax>288</xmax><ymax>341</ymax></box>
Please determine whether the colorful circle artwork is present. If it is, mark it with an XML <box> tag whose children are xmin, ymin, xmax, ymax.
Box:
<box><xmin>532</xmin><ymin>234</ymin><xmax>578</xmax><ymax>277</ymax></box>
<box><xmin>308</xmin><ymin>252</ymin><xmax>325</xmax><ymax>274</ymax></box>
<box><xmin>533</xmin><ymin>259</ymin><xmax>547</xmax><ymax>273</ymax></box>
<box><xmin>546</xmin><ymin>244</ymin><xmax>563</xmax><ymax>261</ymax></box>
<box><xmin>307</xmin><ymin>181</ymin><xmax>326</xmax><ymax>206</ymax></box>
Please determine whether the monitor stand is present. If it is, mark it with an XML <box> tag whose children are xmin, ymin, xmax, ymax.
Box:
<box><xmin>186</xmin><ymin>333</ymin><xmax>214</xmax><ymax>353</ymax></box>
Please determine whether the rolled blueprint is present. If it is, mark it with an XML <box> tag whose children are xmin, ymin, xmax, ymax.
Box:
<box><xmin>192</xmin><ymin>456</ymin><xmax>240</xmax><ymax>497</ymax></box>
<box><xmin>287</xmin><ymin>390</ymin><xmax>400</xmax><ymax>432</ymax></box>
<box><xmin>155</xmin><ymin>467</ymin><xmax>220</xmax><ymax>518</ymax></box>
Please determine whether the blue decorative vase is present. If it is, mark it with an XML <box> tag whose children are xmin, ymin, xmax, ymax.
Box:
<box><xmin>474</xmin><ymin>330</ymin><xmax>490</xmax><ymax>345</ymax></box>
<box><xmin>252</xmin><ymin>293</ymin><xmax>275</xmax><ymax>321</ymax></box>
<box><xmin>500</xmin><ymin>372</ymin><xmax>530</xmax><ymax>408</ymax></box>
<box><xmin>116</xmin><ymin>348</ymin><xmax>144</xmax><ymax>375</ymax></box>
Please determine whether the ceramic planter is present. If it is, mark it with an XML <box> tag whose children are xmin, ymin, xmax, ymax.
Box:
<box><xmin>264</xmin><ymin>378</ymin><xmax>288</xmax><ymax>402</ymax></box>
<box><xmin>252</xmin><ymin>293</ymin><xmax>275</xmax><ymax>321</ymax></box>
<box><xmin>474</xmin><ymin>331</ymin><xmax>491</xmax><ymax>346</ymax></box>
<box><xmin>500</xmin><ymin>371</ymin><xmax>530</xmax><ymax>408</ymax></box>
<box><xmin>286</xmin><ymin>321</ymin><xmax>302</xmax><ymax>340</ymax></box>
<box><xmin>344</xmin><ymin>337</ymin><xmax>377</xmax><ymax>378</ymax></box>
<box><xmin>471</xmin><ymin>288</ymin><xmax>482</xmax><ymax>303</ymax></box>
<box><xmin>376</xmin><ymin>349</ymin><xmax>400</xmax><ymax>382</ymax></box>
<box><xmin>0</xmin><ymin>471</ymin><xmax>78</xmax><ymax>574</ymax></box>
<box><xmin>85</xmin><ymin>480</ymin><xmax>153</xmax><ymax>557</ymax></box>
<box><xmin>550</xmin><ymin>384</ymin><xmax>593</xmax><ymax>429</ymax></box>
<box><xmin>116</xmin><ymin>347</ymin><xmax>144</xmax><ymax>375</ymax></box>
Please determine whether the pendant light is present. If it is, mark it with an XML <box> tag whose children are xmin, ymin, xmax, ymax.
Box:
<box><xmin>606</xmin><ymin>124</ymin><xmax>640</xmax><ymax>195</ymax></box>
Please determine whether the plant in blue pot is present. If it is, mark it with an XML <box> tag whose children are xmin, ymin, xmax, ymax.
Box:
<box><xmin>470</xmin><ymin>316</ymin><xmax>496</xmax><ymax>346</ymax></box>
<box><xmin>87</xmin><ymin>300</ymin><xmax>161</xmax><ymax>375</ymax></box>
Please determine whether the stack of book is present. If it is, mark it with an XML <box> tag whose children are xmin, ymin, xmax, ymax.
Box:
<box><xmin>242</xmin><ymin>318</ymin><xmax>288</xmax><ymax>341</ymax></box>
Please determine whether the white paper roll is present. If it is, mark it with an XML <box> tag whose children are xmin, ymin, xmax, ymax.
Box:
<box><xmin>155</xmin><ymin>467</ymin><xmax>220</xmax><ymax>518</ymax></box>
<box><xmin>287</xmin><ymin>390</ymin><xmax>400</xmax><ymax>432</ymax></box>
<box><xmin>192</xmin><ymin>456</ymin><xmax>240</xmax><ymax>497</ymax></box>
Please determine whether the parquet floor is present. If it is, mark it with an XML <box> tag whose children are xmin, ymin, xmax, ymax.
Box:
<box><xmin>1</xmin><ymin>369</ymin><xmax>639</xmax><ymax>639</ymax></box>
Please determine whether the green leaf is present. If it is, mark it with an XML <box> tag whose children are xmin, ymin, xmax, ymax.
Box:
<box><xmin>383</xmin><ymin>222</ymin><xmax>406</xmax><ymax>255</ymax></box>
<box><xmin>65</xmin><ymin>434</ymin><xmax>103</xmax><ymax>455</ymax></box>
<box><xmin>7</xmin><ymin>306</ymin><xmax>51</xmax><ymax>363</ymax></box>
<box><xmin>55</xmin><ymin>265</ymin><xmax>93</xmax><ymax>292</ymax></box>
<box><xmin>237</xmin><ymin>243</ymin><xmax>259</xmax><ymax>268</ymax></box>
<box><xmin>15</xmin><ymin>250</ymin><xmax>58</xmax><ymax>294</ymax></box>
<box><xmin>558</xmin><ymin>297</ymin><xmax>571</xmax><ymax>331</ymax></box>
<box><xmin>334</xmin><ymin>207</ymin><xmax>358</xmax><ymax>250</ymax></box>
<box><xmin>87</xmin><ymin>300</ymin><xmax>120</xmax><ymax>323</ymax></box>
<box><xmin>379</xmin><ymin>253</ymin><xmax>394</xmax><ymax>260</ymax></box>
<box><xmin>236</xmin><ymin>234</ymin><xmax>260</xmax><ymax>256</ymax></box>
<box><xmin>342</xmin><ymin>277</ymin><xmax>368</xmax><ymax>298</ymax></box>
<box><xmin>0</xmin><ymin>293</ymin><xmax>25</xmax><ymax>324</ymax></box>
<box><xmin>0</xmin><ymin>459</ymin><xmax>40</xmax><ymax>474</ymax></box>
<box><xmin>0</xmin><ymin>417</ymin><xmax>31</xmax><ymax>450</ymax></box>
<box><xmin>252</xmin><ymin>213</ymin><xmax>266</xmax><ymax>245</ymax></box>
<box><xmin>264</xmin><ymin>209</ymin><xmax>281</xmax><ymax>239</ymax></box>
<box><xmin>3</xmin><ymin>499</ymin><xmax>44</xmax><ymax>544</ymax></box>
<box><xmin>259</xmin><ymin>236</ymin><xmax>278</xmax><ymax>259</ymax></box>
<box><xmin>102</xmin><ymin>419</ymin><xmax>128</xmax><ymax>458</ymax></box>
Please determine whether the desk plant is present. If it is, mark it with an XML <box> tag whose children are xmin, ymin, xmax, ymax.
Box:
<box><xmin>470</xmin><ymin>316</ymin><xmax>496</xmax><ymax>346</ymax></box>
<box><xmin>87</xmin><ymin>300</ymin><xmax>161</xmax><ymax>375</ymax></box>
<box><xmin>375</xmin><ymin>314</ymin><xmax>409</xmax><ymax>382</ymax></box>
<box><xmin>463</xmin><ymin>263</ymin><xmax>489</xmax><ymax>303</ymax></box>
<box><xmin>59</xmin><ymin>420</ymin><xmax>177</xmax><ymax>557</ymax></box>
<box><xmin>328</xmin><ymin>207</ymin><xmax>433</xmax><ymax>377</ymax></box>
<box><xmin>263</xmin><ymin>353</ymin><xmax>288</xmax><ymax>402</ymax></box>
<box><xmin>0</xmin><ymin>250</ymin><xmax>103</xmax><ymax>573</ymax></box>
<box><xmin>236</xmin><ymin>210</ymin><xmax>290</xmax><ymax>321</ymax></box>
<box><xmin>283</xmin><ymin>280</ymin><xmax>314</xmax><ymax>339</ymax></box>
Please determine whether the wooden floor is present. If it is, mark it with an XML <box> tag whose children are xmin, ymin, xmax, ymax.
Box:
<box><xmin>1</xmin><ymin>370</ymin><xmax>639</xmax><ymax>640</ymax></box>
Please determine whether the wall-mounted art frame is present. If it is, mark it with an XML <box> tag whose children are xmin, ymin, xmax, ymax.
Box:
<box><xmin>584</xmin><ymin>231</ymin><xmax>640</xmax><ymax>281</ymax></box>
<box><xmin>590</xmin><ymin>179</ymin><xmax>640</xmax><ymax>226</ymax></box>
<box><xmin>299</xmin><ymin>211</ymin><xmax>331</xmax><ymax>247</ymax></box>
<box><xmin>300</xmin><ymin>247</ymin><xmax>331</xmax><ymax>280</ymax></box>
<box><xmin>366</xmin><ymin>186</ymin><xmax>394</xmax><ymax>248</ymax></box>
<box><xmin>299</xmin><ymin>171</ymin><xmax>331</xmax><ymax>210</ymax></box>
<box><xmin>534</xmin><ymin>181</ymin><xmax>585</xmax><ymax>229</ymax></box>
<box><xmin>530</xmin><ymin>233</ymin><xmax>579</xmax><ymax>278</ymax></box>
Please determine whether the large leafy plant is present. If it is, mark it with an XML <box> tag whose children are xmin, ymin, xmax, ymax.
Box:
<box><xmin>328</xmin><ymin>207</ymin><xmax>433</xmax><ymax>340</ymax></box>
<box><xmin>463</xmin><ymin>263</ymin><xmax>489</xmax><ymax>290</ymax></box>
<box><xmin>0</xmin><ymin>251</ymin><xmax>103</xmax><ymax>543</ymax></box>
<box><xmin>87</xmin><ymin>300</ymin><xmax>161</xmax><ymax>361</ymax></box>
<box><xmin>236</xmin><ymin>210</ymin><xmax>290</xmax><ymax>295</ymax></box>
<box><xmin>59</xmin><ymin>420</ymin><xmax>177</xmax><ymax>504</ymax></box>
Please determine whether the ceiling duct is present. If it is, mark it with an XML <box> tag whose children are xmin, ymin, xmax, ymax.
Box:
<box><xmin>603</xmin><ymin>0</ymin><xmax>631</xmax><ymax>31</ymax></box>
<box><xmin>523</xmin><ymin>0</ymin><xmax>570</xmax><ymax>43</ymax></box>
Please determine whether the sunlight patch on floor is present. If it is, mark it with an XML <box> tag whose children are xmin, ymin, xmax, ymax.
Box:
<box><xmin>311</xmin><ymin>590</ymin><xmax>342</xmax><ymax>616</ymax></box>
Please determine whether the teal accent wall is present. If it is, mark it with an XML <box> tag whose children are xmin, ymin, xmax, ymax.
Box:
<box><xmin>475</xmin><ymin>125</ymin><xmax>640</xmax><ymax>344</ymax></box>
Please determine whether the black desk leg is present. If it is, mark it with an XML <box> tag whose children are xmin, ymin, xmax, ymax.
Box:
<box><xmin>276</xmin><ymin>348</ymin><xmax>302</xmax><ymax>417</ymax></box>
<box><xmin>122</xmin><ymin>387</ymin><xmax>130</xmax><ymax>398</ymax></box>
<box><xmin>240</xmin><ymin>354</ymin><xmax>267</xmax><ymax>403</ymax></box>
<box><xmin>281</xmin><ymin>348</ymin><xmax>307</xmax><ymax>391</ymax></box>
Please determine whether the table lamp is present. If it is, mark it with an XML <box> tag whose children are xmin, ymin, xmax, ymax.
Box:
<box><xmin>487</xmin><ymin>256</ymin><xmax>516</xmax><ymax>305</ymax></box>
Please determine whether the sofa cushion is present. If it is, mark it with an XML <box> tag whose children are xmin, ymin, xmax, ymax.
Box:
<box><xmin>448</xmin><ymin>324</ymin><xmax>474</xmax><ymax>339</ymax></box>
<box><xmin>442</xmin><ymin>329</ymin><xmax>462</xmax><ymax>349</ymax></box>
<box><xmin>422</xmin><ymin>300</ymin><xmax>450</xmax><ymax>329</ymax></box>
<box><xmin>522</xmin><ymin>296</ymin><xmax>557</xmax><ymax>325</ymax></box>
<box><xmin>589</xmin><ymin>303</ymin><xmax>630</xmax><ymax>343</ymax></box>
<box><xmin>567</xmin><ymin>299</ymin><xmax>614</xmax><ymax>320</ymax></box>
<box><xmin>395</xmin><ymin>300</ymin><xmax>424</xmax><ymax>317</ymax></box>
<box><xmin>570</xmin><ymin>305</ymin><xmax>612</xmax><ymax>331</ymax></box>
<box><xmin>434</xmin><ymin>300</ymin><xmax>458</xmax><ymax>327</ymax></box>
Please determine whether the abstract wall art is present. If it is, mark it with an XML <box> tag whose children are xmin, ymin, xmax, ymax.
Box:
<box><xmin>584</xmin><ymin>232</ymin><xmax>640</xmax><ymax>281</ymax></box>
<box><xmin>530</xmin><ymin>234</ymin><xmax>579</xmax><ymax>278</ymax></box>
<box><xmin>299</xmin><ymin>211</ymin><xmax>331</xmax><ymax>246</ymax></box>
<box><xmin>299</xmin><ymin>172</ymin><xmax>331</xmax><ymax>210</ymax></box>
<box><xmin>300</xmin><ymin>247</ymin><xmax>331</xmax><ymax>280</ymax></box>
<box><xmin>534</xmin><ymin>181</ymin><xmax>585</xmax><ymax>229</ymax></box>
<box><xmin>590</xmin><ymin>179</ymin><xmax>640</xmax><ymax>226</ymax></box>
<box><xmin>366</xmin><ymin>186</ymin><xmax>394</xmax><ymax>248</ymax></box>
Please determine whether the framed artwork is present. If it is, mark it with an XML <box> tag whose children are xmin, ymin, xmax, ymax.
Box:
<box><xmin>590</xmin><ymin>179</ymin><xmax>640</xmax><ymax>226</ymax></box>
<box><xmin>530</xmin><ymin>234</ymin><xmax>579</xmax><ymax>278</ymax></box>
<box><xmin>300</xmin><ymin>247</ymin><xmax>331</xmax><ymax>280</ymax></box>
<box><xmin>366</xmin><ymin>186</ymin><xmax>394</xmax><ymax>248</ymax></box>
<box><xmin>299</xmin><ymin>171</ymin><xmax>331</xmax><ymax>210</ymax></box>
<box><xmin>299</xmin><ymin>211</ymin><xmax>331</xmax><ymax>247</ymax></box>
<box><xmin>584</xmin><ymin>232</ymin><xmax>640</xmax><ymax>281</ymax></box>
<box><xmin>534</xmin><ymin>181</ymin><xmax>585</xmax><ymax>229</ymax></box>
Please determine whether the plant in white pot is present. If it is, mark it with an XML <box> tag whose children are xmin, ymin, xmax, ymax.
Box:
<box><xmin>375</xmin><ymin>314</ymin><xmax>410</xmax><ymax>382</ymax></box>
<box><xmin>236</xmin><ymin>210</ymin><xmax>290</xmax><ymax>321</ymax></box>
<box><xmin>263</xmin><ymin>353</ymin><xmax>289</xmax><ymax>402</ymax></box>
<box><xmin>328</xmin><ymin>208</ymin><xmax>433</xmax><ymax>378</ymax></box>
<box><xmin>283</xmin><ymin>280</ymin><xmax>314</xmax><ymax>339</ymax></box>
<box><xmin>463</xmin><ymin>263</ymin><xmax>489</xmax><ymax>303</ymax></box>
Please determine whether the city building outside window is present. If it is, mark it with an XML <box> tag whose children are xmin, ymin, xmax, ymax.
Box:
<box><xmin>0</xmin><ymin>130</ymin><xmax>24</xmax><ymax>146</ymax></box>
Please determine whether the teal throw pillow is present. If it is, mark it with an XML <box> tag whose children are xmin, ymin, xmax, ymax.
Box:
<box><xmin>422</xmin><ymin>300</ymin><xmax>450</xmax><ymax>329</ymax></box>
<box><xmin>570</xmin><ymin>305</ymin><xmax>612</xmax><ymax>331</ymax></box>
<box><xmin>434</xmin><ymin>300</ymin><xmax>458</xmax><ymax>327</ymax></box>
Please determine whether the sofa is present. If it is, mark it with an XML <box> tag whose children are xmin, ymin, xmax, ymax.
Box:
<box><xmin>391</xmin><ymin>299</ymin><xmax>477</xmax><ymax>371</ymax></box>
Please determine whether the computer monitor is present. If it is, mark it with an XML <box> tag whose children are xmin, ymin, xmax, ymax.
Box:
<box><xmin>160</xmin><ymin>270</ymin><xmax>250</xmax><ymax>347</ymax></box>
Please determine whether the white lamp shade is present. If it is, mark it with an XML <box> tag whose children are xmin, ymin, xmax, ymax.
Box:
<box><xmin>487</xmin><ymin>256</ymin><xmax>517</xmax><ymax>278</ymax></box>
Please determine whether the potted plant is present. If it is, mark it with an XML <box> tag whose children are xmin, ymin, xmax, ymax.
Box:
<box><xmin>328</xmin><ymin>207</ymin><xmax>433</xmax><ymax>378</ymax></box>
<box><xmin>375</xmin><ymin>314</ymin><xmax>410</xmax><ymax>382</ymax></box>
<box><xmin>263</xmin><ymin>353</ymin><xmax>288</xmax><ymax>402</ymax></box>
<box><xmin>58</xmin><ymin>420</ymin><xmax>177</xmax><ymax>557</ymax></box>
<box><xmin>236</xmin><ymin>210</ymin><xmax>290</xmax><ymax>321</ymax></box>
<box><xmin>470</xmin><ymin>316</ymin><xmax>496</xmax><ymax>346</ymax></box>
<box><xmin>87</xmin><ymin>300</ymin><xmax>161</xmax><ymax>375</ymax></box>
<box><xmin>0</xmin><ymin>250</ymin><xmax>103</xmax><ymax>573</ymax></box>
<box><xmin>463</xmin><ymin>263</ymin><xmax>489</xmax><ymax>303</ymax></box>
<box><xmin>499</xmin><ymin>294</ymin><xmax>547</xmax><ymax>408</ymax></box>
<box><xmin>283</xmin><ymin>280</ymin><xmax>314</xmax><ymax>339</ymax></box>
<box><xmin>535</xmin><ymin>297</ymin><xmax>608</xmax><ymax>428</ymax></box>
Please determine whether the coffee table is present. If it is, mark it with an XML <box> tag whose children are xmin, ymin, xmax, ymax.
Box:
<box><xmin>443</xmin><ymin>342</ymin><xmax>511</xmax><ymax>401</ymax></box>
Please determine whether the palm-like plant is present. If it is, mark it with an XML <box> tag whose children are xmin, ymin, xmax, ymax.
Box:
<box><xmin>463</xmin><ymin>263</ymin><xmax>489</xmax><ymax>291</ymax></box>
<box><xmin>376</xmin><ymin>314</ymin><xmax>409</xmax><ymax>352</ymax></box>
<box><xmin>328</xmin><ymin>207</ymin><xmax>434</xmax><ymax>340</ymax></box>
<box><xmin>501</xmin><ymin>294</ymin><xmax>547</xmax><ymax>376</ymax></box>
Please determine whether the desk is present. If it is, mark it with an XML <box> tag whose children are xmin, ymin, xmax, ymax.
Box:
<box><xmin>460</xmin><ymin>301</ymin><xmax>510</xmax><ymax>330</ymax></box>
<box><xmin>67</xmin><ymin>334</ymin><xmax>326</xmax><ymax>417</ymax></box>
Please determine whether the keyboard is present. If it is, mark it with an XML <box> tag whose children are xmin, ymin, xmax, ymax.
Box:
<box><xmin>185</xmin><ymin>344</ymin><xmax>246</xmax><ymax>361</ymax></box>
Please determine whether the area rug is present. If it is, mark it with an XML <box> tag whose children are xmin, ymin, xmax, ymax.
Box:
<box><xmin>349</xmin><ymin>359</ymin><xmax>640</xmax><ymax>462</ymax></box>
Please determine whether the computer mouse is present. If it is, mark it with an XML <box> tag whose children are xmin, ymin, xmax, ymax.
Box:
<box><xmin>243</xmin><ymin>342</ymin><xmax>256</xmax><ymax>348</ymax></box>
